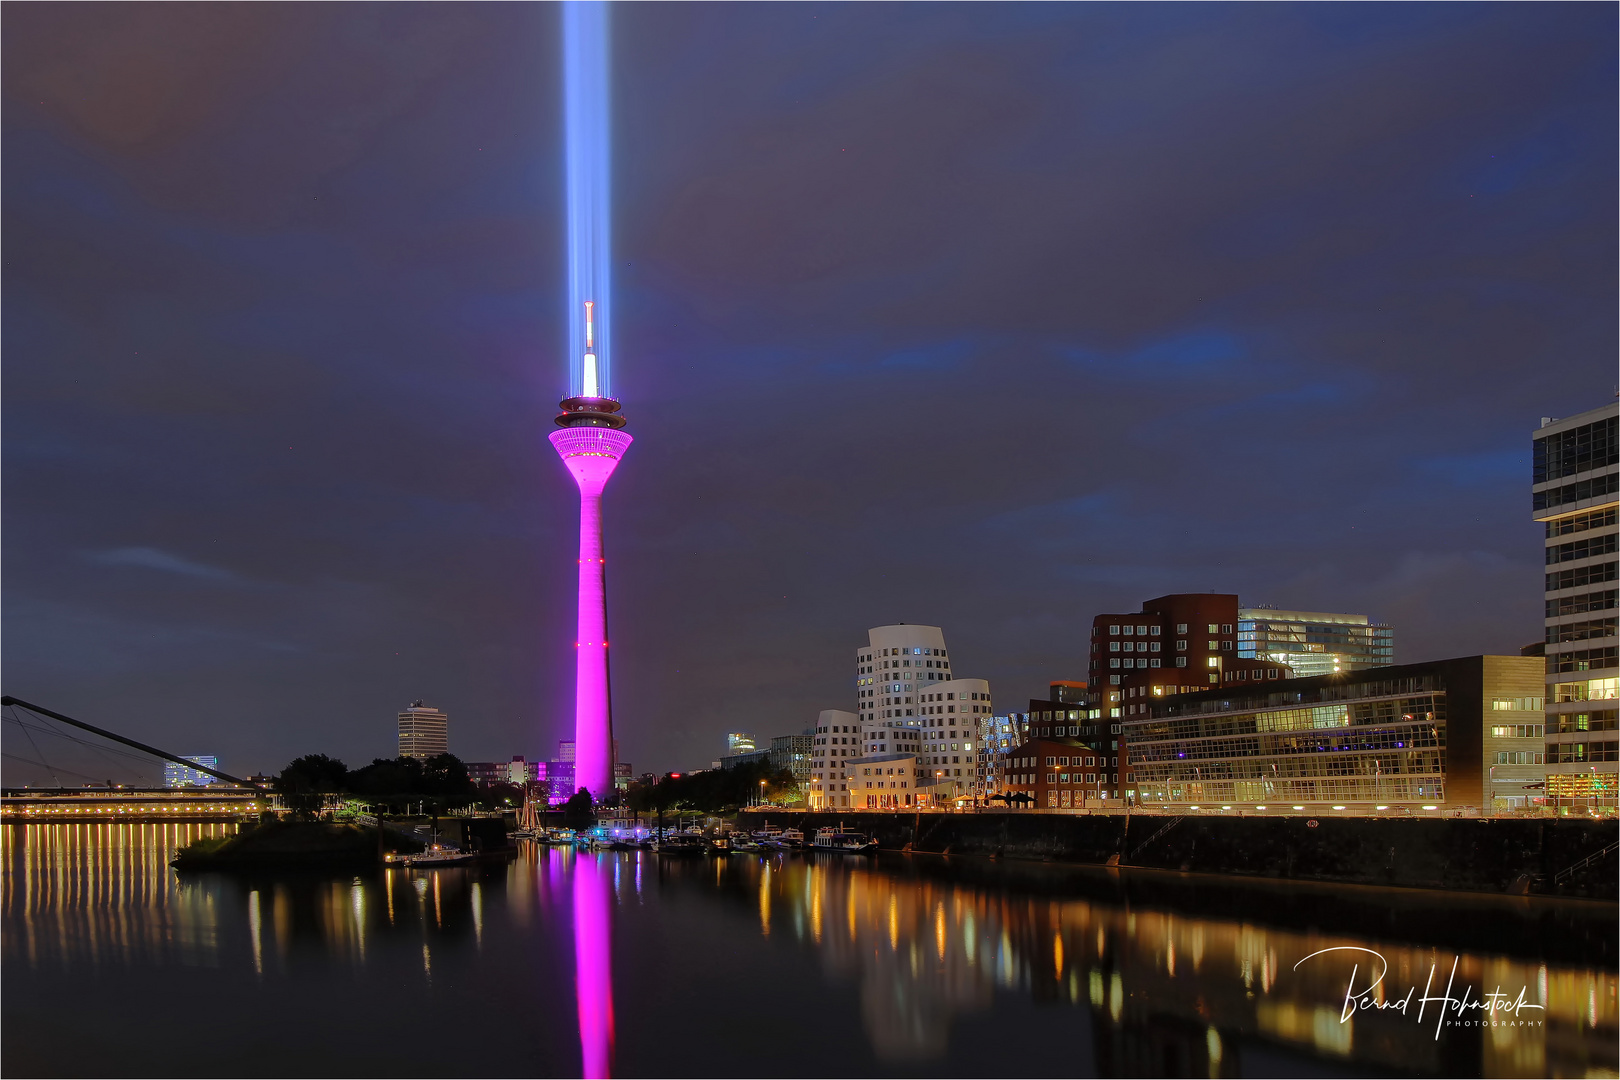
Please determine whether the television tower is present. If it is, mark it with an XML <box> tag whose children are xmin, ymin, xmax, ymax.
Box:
<box><xmin>550</xmin><ymin>299</ymin><xmax>629</xmax><ymax>803</ymax></box>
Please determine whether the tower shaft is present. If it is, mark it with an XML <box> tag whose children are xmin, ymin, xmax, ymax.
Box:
<box><xmin>551</xmin><ymin>423</ymin><xmax>631</xmax><ymax>801</ymax></box>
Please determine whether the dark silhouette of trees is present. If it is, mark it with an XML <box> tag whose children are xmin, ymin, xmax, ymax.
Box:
<box><xmin>562</xmin><ymin>788</ymin><xmax>596</xmax><ymax>832</ymax></box>
<box><xmin>346</xmin><ymin>754</ymin><xmax>476</xmax><ymax>812</ymax></box>
<box><xmin>627</xmin><ymin>761</ymin><xmax>799</xmax><ymax>815</ymax></box>
<box><xmin>274</xmin><ymin>754</ymin><xmax>349</xmax><ymax>815</ymax></box>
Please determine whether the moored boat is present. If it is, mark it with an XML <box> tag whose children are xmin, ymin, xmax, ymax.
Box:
<box><xmin>811</xmin><ymin>827</ymin><xmax>876</xmax><ymax>854</ymax></box>
<box><xmin>394</xmin><ymin>844</ymin><xmax>477</xmax><ymax>868</ymax></box>
<box><xmin>652</xmin><ymin>834</ymin><xmax>705</xmax><ymax>854</ymax></box>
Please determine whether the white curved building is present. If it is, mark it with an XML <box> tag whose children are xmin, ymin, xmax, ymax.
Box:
<box><xmin>808</xmin><ymin>625</ymin><xmax>993</xmax><ymax>808</ymax></box>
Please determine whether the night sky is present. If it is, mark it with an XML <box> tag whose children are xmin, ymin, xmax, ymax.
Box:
<box><xmin>3</xmin><ymin>3</ymin><xmax>1614</xmax><ymax>782</ymax></box>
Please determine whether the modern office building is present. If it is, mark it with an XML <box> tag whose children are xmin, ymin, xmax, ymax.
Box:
<box><xmin>1009</xmin><ymin>701</ymin><xmax>1124</xmax><ymax>803</ymax></box>
<box><xmin>1237</xmin><ymin>608</ymin><xmax>1394</xmax><ymax>677</ymax></box>
<box><xmin>163</xmin><ymin>756</ymin><xmax>220</xmax><ymax>788</ymax></box>
<box><xmin>975</xmin><ymin>713</ymin><xmax>1030</xmax><ymax>797</ymax></box>
<box><xmin>468</xmin><ymin>757</ymin><xmax>541</xmax><ymax>787</ymax></box>
<box><xmin>397</xmin><ymin>701</ymin><xmax>449</xmax><ymax>759</ymax></box>
<box><xmin>807</xmin><ymin>709</ymin><xmax>858</xmax><ymax>809</ymax></box>
<box><xmin>811</xmin><ymin>625</ymin><xmax>992</xmax><ymax>807</ymax></box>
<box><xmin>1050</xmin><ymin>681</ymin><xmax>1088</xmax><ymax>704</ymax></box>
<box><xmin>1535</xmin><ymin>402</ymin><xmax>1618</xmax><ymax>813</ymax></box>
<box><xmin>767</xmin><ymin>734</ymin><xmax>814</xmax><ymax>784</ymax></box>
<box><xmin>726</xmin><ymin>732</ymin><xmax>757</xmax><ymax>754</ymax></box>
<box><xmin>1123</xmin><ymin>655</ymin><xmax>1543</xmax><ymax>813</ymax></box>
<box><xmin>845</xmin><ymin>752</ymin><xmax>928</xmax><ymax>809</ymax></box>
<box><xmin>1089</xmin><ymin>594</ymin><xmax>1294</xmax><ymax>718</ymax></box>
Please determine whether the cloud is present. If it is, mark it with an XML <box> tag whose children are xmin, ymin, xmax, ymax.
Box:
<box><xmin>87</xmin><ymin>547</ymin><xmax>235</xmax><ymax>580</ymax></box>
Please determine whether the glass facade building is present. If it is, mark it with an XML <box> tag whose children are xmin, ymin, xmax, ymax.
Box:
<box><xmin>1237</xmin><ymin>609</ymin><xmax>1394</xmax><ymax>678</ymax></box>
<box><xmin>1534</xmin><ymin>403</ymin><xmax>1618</xmax><ymax>814</ymax></box>
<box><xmin>162</xmin><ymin>756</ymin><xmax>219</xmax><ymax>788</ymax></box>
<box><xmin>1123</xmin><ymin>656</ymin><xmax>1542</xmax><ymax>812</ymax></box>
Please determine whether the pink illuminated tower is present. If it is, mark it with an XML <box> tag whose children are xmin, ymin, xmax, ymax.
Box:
<box><xmin>550</xmin><ymin>303</ymin><xmax>630</xmax><ymax>802</ymax></box>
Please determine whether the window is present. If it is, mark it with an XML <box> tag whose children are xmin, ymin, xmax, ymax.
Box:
<box><xmin>1547</xmin><ymin>507</ymin><xmax>1618</xmax><ymax>538</ymax></box>
<box><xmin>1221</xmin><ymin>641</ymin><xmax>1233</xmax><ymax>651</ymax></box>
<box><xmin>1108</xmin><ymin>625</ymin><xmax>1120</xmax><ymax>635</ymax></box>
<box><xmin>1208</xmin><ymin>624</ymin><xmax>1219</xmax><ymax>633</ymax></box>
<box><xmin>1534</xmin><ymin>415</ymin><xmax>1618</xmax><ymax>483</ymax></box>
<box><xmin>1150</xmin><ymin>641</ymin><xmax>1161</xmax><ymax>652</ymax></box>
<box><xmin>1547</xmin><ymin>533</ymin><xmax>1618</xmax><ymax>565</ymax></box>
<box><xmin>1536</xmin><ymin>473</ymin><xmax>1620</xmax><ymax>512</ymax></box>
<box><xmin>1221</xmin><ymin>624</ymin><xmax>1233</xmax><ymax>634</ymax></box>
<box><xmin>1208</xmin><ymin>640</ymin><xmax>1218</xmax><ymax>650</ymax></box>
<box><xmin>1207</xmin><ymin>657</ymin><xmax>1219</xmax><ymax>668</ymax></box>
<box><xmin>1490</xmin><ymin>724</ymin><xmax>1543</xmax><ymax>738</ymax></box>
<box><xmin>1137</xmin><ymin>624</ymin><xmax>1148</xmax><ymax>634</ymax></box>
<box><xmin>1150</xmin><ymin>626</ymin><xmax>1162</xmax><ymax>635</ymax></box>
<box><xmin>1491</xmin><ymin>697</ymin><xmax>1545</xmax><ymax>711</ymax></box>
<box><xmin>1492</xmin><ymin>751</ymin><xmax>1544</xmax><ymax>765</ymax></box>
<box><xmin>1150</xmin><ymin>659</ymin><xmax>1161</xmax><ymax>668</ymax></box>
<box><xmin>1045</xmin><ymin>756</ymin><xmax>1056</xmax><ymax>766</ymax></box>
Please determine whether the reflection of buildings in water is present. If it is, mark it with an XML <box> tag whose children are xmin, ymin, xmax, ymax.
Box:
<box><xmin>1042</xmin><ymin>899</ymin><xmax>1616</xmax><ymax>1079</ymax></box>
<box><xmin>769</xmin><ymin>860</ymin><xmax>997</xmax><ymax>1060</ymax></box>
<box><xmin>760</xmin><ymin>855</ymin><xmax>1616</xmax><ymax>1078</ymax></box>
<box><xmin>1</xmin><ymin>821</ymin><xmax>234</xmax><ymax>970</ymax></box>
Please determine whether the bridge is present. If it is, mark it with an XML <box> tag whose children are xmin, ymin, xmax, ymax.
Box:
<box><xmin>2</xmin><ymin>786</ymin><xmax>273</xmax><ymax>820</ymax></box>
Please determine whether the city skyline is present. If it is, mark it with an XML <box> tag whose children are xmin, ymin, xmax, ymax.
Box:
<box><xmin>2</xmin><ymin>5</ymin><xmax>1615</xmax><ymax>779</ymax></box>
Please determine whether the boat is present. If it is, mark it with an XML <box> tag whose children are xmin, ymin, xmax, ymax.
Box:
<box><xmin>510</xmin><ymin>828</ymin><xmax>538</xmax><ymax>841</ymax></box>
<box><xmin>751</xmin><ymin>825</ymin><xmax>784</xmax><ymax>842</ymax></box>
<box><xmin>811</xmin><ymin>827</ymin><xmax>877</xmax><ymax>854</ymax></box>
<box><xmin>652</xmin><ymin>834</ymin><xmax>705</xmax><ymax>854</ymax></box>
<box><xmin>706</xmin><ymin>835</ymin><xmax>732</xmax><ymax>855</ymax></box>
<box><xmin>764</xmin><ymin>827</ymin><xmax>806</xmax><ymax>850</ymax></box>
<box><xmin>396</xmin><ymin>844</ymin><xmax>477</xmax><ymax>868</ymax></box>
<box><xmin>545</xmin><ymin>828</ymin><xmax>576</xmax><ymax>844</ymax></box>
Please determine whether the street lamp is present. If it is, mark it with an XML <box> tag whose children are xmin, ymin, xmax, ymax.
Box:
<box><xmin>759</xmin><ymin>779</ymin><xmax>767</xmax><ymax>808</ymax></box>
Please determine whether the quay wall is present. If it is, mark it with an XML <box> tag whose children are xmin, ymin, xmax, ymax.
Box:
<box><xmin>782</xmin><ymin>812</ymin><xmax>1617</xmax><ymax>900</ymax></box>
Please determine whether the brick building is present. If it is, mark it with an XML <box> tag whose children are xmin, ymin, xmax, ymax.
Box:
<box><xmin>999</xmin><ymin>735</ymin><xmax>1118</xmax><ymax>809</ymax></box>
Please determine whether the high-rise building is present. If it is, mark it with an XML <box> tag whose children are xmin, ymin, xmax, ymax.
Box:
<box><xmin>1090</xmin><ymin>594</ymin><xmax>1292</xmax><ymax>721</ymax></box>
<box><xmin>1534</xmin><ymin>402</ymin><xmax>1618</xmax><ymax>814</ymax></box>
<box><xmin>397</xmin><ymin>701</ymin><xmax>448</xmax><ymax>759</ymax></box>
<box><xmin>1124</xmin><ymin>655</ymin><xmax>1542</xmax><ymax>814</ymax></box>
<box><xmin>809</xmin><ymin>624</ymin><xmax>993</xmax><ymax>808</ymax></box>
<box><xmin>1237</xmin><ymin>608</ymin><xmax>1394</xmax><ymax>677</ymax></box>
<box><xmin>163</xmin><ymin>756</ymin><xmax>219</xmax><ymax>788</ymax></box>
<box><xmin>726</xmin><ymin>732</ymin><xmax>757</xmax><ymax>754</ymax></box>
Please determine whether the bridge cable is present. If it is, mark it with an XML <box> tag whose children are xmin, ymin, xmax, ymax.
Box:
<box><xmin>4</xmin><ymin>710</ymin><xmax>159</xmax><ymax>782</ymax></box>
<box><xmin>5</xmin><ymin>704</ymin><xmax>66</xmax><ymax>787</ymax></box>
<box><xmin>0</xmin><ymin>751</ymin><xmax>111</xmax><ymax>786</ymax></box>
<box><xmin>4</xmin><ymin>712</ymin><xmax>157</xmax><ymax>780</ymax></box>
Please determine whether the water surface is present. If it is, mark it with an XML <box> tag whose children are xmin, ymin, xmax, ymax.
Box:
<box><xmin>3</xmin><ymin>823</ymin><xmax>1614</xmax><ymax>1078</ymax></box>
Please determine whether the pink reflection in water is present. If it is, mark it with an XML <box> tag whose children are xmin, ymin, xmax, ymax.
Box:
<box><xmin>573</xmin><ymin>853</ymin><xmax>615</xmax><ymax>1079</ymax></box>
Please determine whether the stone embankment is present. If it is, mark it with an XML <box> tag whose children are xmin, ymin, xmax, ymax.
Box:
<box><xmin>789</xmin><ymin>811</ymin><xmax>1617</xmax><ymax>900</ymax></box>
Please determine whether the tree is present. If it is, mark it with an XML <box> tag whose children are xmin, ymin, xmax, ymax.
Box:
<box><xmin>274</xmin><ymin>754</ymin><xmax>349</xmax><ymax>816</ymax></box>
<box><xmin>562</xmin><ymin>788</ymin><xmax>596</xmax><ymax>832</ymax></box>
<box><xmin>349</xmin><ymin>754</ymin><xmax>478</xmax><ymax>813</ymax></box>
